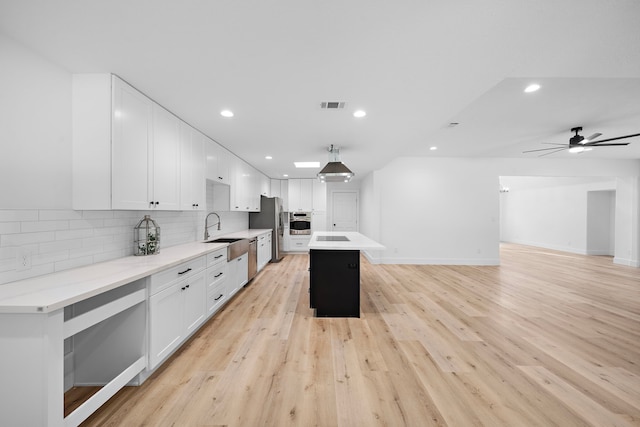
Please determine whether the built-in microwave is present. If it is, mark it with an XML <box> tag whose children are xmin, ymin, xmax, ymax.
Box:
<box><xmin>289</xmin><ymin>212</ymin><xmax>312</xmax><ymax>235</ymax></box>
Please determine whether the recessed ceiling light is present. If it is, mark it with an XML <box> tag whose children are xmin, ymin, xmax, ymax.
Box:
<box><xmin>220</xmin><ymin>109</ymin><xmax>234</xmax><ymax>118</ymax></box>
<box><xmin>430</xmin><ymin>146</ymin><xmax>438</xmax><ymax>151</ymax></box>
<box><xmin>353</xmin><ymin>110</ymin><xmax>366</xmax><ymax>118</ymax></box>
<box><xmin>283</xmin><ymin>174</ymin><xmax>289</xmax><ymax>177</ymax></box>
<box><xmin>524</xmin><ymin>83</ymin><xmax>540</xmax><ymax>93</ymax></box>
<box><xmin>294</xmin><ymin>161</ymin><xmax>320</xmax><ymax>168</ymax></box>
<box><xmin>265</xmin><ymin>156</ymin><xmax>273</xmax><ymax>160</ymax></box>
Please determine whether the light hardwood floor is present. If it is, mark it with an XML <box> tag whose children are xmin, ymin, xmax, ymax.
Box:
<box><xmin>75</xmin><ymin>244</ymin><xmax>640</xmax><ymax>426</ymax></box>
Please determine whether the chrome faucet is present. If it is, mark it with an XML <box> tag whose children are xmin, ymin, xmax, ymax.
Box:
<box><xmin>204</xmin><ymin>212</ymin><xmax>221</xmax><ymax>240</ymax></box>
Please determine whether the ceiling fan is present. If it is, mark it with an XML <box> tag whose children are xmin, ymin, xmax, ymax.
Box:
<box><xmin>523</xmin><ymin>127</ymin><xmax>640</xmax><ymax>156</ymax></box>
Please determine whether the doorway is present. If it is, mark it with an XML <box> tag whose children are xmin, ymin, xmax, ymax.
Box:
<box><xmin>331</xmin><ymin>191</ymin><xmax>358</xmax><ymax>231</ymax></box>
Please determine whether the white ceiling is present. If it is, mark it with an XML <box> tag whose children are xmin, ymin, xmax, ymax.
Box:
<box><xmin>1</xmin><ymin>0</ymin><xmax>639</xmax><ymax>180</ymax></box>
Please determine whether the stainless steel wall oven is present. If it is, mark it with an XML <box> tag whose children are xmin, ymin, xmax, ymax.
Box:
<box><xmin>289</xmin><ymin>212</ymin><xmax>312</xmax><ymax>235</ymax></box>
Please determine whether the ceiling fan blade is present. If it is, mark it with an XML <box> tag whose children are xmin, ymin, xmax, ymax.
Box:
<box><xmin>584</xmin><ymin>132</ymin><xmax>640</xmax><ymax>144</ymax></box>
<box><xmin>538</xmin><ymin>148</ymin><xmax>567</xmax><ymax>157</ymax></box>
<box><xmin>588</xmin><ymin>142</ymin><xmax>630</xmax><ymax>147</ymax></box>
<box><xmin>582</xmin><ymin>133</ymin><xmax>602</xmax><ymax>143</ymax></box>
<box><xmin>523</xmin><ymin>146</ymin><xmax>568</xmax><ymax>153</ymax></box>
<box><xmin>541</xmin><ymin>143</ymin><xmax>567</xmax><ymax>146</ymax></box>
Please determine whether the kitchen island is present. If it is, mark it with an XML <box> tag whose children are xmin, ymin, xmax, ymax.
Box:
<box><xmin>308</xmin><ymin>232</ymin><xmax>384</xmax><ymax>317</ymax></box>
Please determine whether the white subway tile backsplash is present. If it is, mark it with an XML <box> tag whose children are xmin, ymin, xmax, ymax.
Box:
<box><xmin>0</xmin><ymin>200</ymin><xmax>244</xmax><ymax>286</ymax></box>
<box><xmin>2</xmin><ymin>231</ymin><xmax>56</xmax><ymax>247</ymax></box>
<box><xmin>55</xmin><ymin>228</ymin><xmax>94</xmax><ymax>241</ymax></box>
<box><xmin>55</xmin><ymin>255</ymin><xmax>94</xmax><ymax>272</ymax></box>
<box><xmin>0</xmin><ymin>210</ymin><xmax>39</xmax><ymax>222</ymax></box>
<box><xmin>39</xmin><ymin>238</ymin><xmax>83</xmax><ymax>254</ymax></box>
<box><xmin>21</xmin><ymin>220</ymin><xmax>70</xmax><ymax>233</ymax></box>
<box><xmin>69</xmin><ymin>218</ymin><xmax>104</xmax><ymax>230</ymax></box>
<box><xmin>82</xmin><ymin>210</ymin><xmax>115</xmax><ymax>219</ymax></box>
<box><xmin>39</xmin><ymin>210</ymin><xmax>83</xmax><ymax>221</ymax></box>
<box><xmin>0</xmin><ymin>223</ymin><xmax>21</xmax><ymax>234</ymax></box>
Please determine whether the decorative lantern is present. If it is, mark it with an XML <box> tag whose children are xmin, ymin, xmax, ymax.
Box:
<box><xmin>134</xmin><ymin>215</ymin><xmax>160</xmax><ymax>256</ymax></box>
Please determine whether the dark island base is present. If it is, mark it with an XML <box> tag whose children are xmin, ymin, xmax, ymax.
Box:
<box><xmin>309</xmin><ymin>249</ymin><xmax>360</xmax><ymax>318</ymax></box>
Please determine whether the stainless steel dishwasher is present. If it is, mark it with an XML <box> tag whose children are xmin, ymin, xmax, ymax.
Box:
<box><xmin>248</xmin><ymin>237</ymin><xmax>257</xmax><ymax>281</ymax></box>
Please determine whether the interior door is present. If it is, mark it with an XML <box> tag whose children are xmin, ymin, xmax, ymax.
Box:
<box><xmin>331</xmin><ymin>191</ymin><xmax>358</xmax><ymax>231</ymax></box>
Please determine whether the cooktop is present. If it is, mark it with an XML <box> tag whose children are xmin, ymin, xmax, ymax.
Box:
<box><xmin>316</xmin><ymin>235</ymin><xmax>350</xmax><ymax>242</ymax></box>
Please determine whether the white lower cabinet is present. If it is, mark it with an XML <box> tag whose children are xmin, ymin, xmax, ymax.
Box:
<box><xmin>228</xmin><ymin>253</ymin><xmax>248</xmax><ymax>298</ymax></box>
<box><xmin>148</xmin><ymin>256</ymin><xmax>206</xmax><ymax>369</ymax></box>
<box><xmin>257</xmin><ymin>231</ymin><xmax>272</xmax><ymax>270</ymax></box>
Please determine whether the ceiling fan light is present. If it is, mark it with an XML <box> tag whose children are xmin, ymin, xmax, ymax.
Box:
<box><xmin>568</xmin><ymin>146</ymin><xmax>584</xmax><ymax>153</ymax></box>
<box><xmin>524</xmin><ymin>83</ymin><xmax>540</xmax><ymax>93</ymax></box>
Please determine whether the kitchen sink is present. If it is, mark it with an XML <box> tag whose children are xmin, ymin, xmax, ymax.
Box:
<box><xmin>205</xmin><ymin>237</ymin><xmax>249</xmax><ymax>260</ymax></box>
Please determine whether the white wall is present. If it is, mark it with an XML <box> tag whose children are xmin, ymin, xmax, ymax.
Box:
<box><xmin>361</xmin><ymin>157</ymin><xmax>640</xmax><ymax>266</ymax></box>
<box><xmin>499</xmin><ymin>177</ymin><xmax>616</xmax><ymax>254</ymax></box>
<box><xmin>0</xmin><ymin>34</ymin><xmax>72</xmax><ymax>209</ymax></box>
<box><xmin>375</xmin><ymin>158</ymin><xmax>500</xmax><ymax>265</ymax></box>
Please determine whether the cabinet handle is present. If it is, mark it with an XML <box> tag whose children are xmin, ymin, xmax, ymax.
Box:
<box><xmin>181</xmin><ymin>286</ymin><xmax>186</xmax><ymax>291</ymax></box>
<box><xmin>155</xmin><ymin>201</ymin><xmax>159</xmax><ymax>206</ymax></box>
<box><xmin>149</xmin><ymin>201</ymin><xmax>155</xmax><ymax>207</ymax></box>
<box><xmin>178</xmin><ymin>268</ymin><xmax>192</xmax><ymax>275</ymax></box>
<box><xmin>218</xmin><ymin>176</ymin><xmax>223</xmax><ymax>180</ymax></box>
<box><xmin>185</xmin><ymin>284</ymin><xmax>190</xmax><ymax>289</ymax></box>
<box><xmin>214</xmin><ymin>294</ymin><xmax>223</xmax><ymax>301</ymax></box>
<box><xmin>214</xmin><ymin>254</ymin><xmax>224</xmax><ymax>259</ymax></box>
<box><xmin>214</xmin><ymin>272</ymin><xmax>223</xmax><ymax>278</ymax></box>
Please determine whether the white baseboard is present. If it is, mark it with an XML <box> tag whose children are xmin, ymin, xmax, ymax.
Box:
<box><xmin>613</xmin><ymin>257</ymin><xmax>640</xmax><ymax>267</ymax></box>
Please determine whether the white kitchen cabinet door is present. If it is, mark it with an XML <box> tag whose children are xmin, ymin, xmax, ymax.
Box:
<box><xmin>260</xmin><ymin>174</ymin><xmax>270</xmax><ymax>198</ymax></box>
<box><xmin>150</xmin><ymin>104</ymin><xmax>181</xmax><ymax>210</ymax></box>
<box><xmin>149</xmin><ymin>283</ymin><xmax>184</xmax><ymax>369</ymax></box>
<box><xmin>182</xmin><ymin>270</ymin><xmax>206</xmax><ymax>334</ymax></box>
<box><xmin>228</xmin><ymin>254</ymin><xmax>248</xmax><ymax>297</ymax></box>
<box><xmin>312</xmin><ymin>179</ymin><xmax>327</xmax><ymax>211</ymax></box>
<box><xmin>112</xmin><ymin>78</ymin><xmax>181</xmax><ymax>210</ymax></box>
<box><xmin>180</xmin><ymin>123</ymin><xmax>205</xmax><ymax>210</ymax></box>
<box><xmin>288</xmin><ymin>179</ymin><xmax>313</xmax><ymax>211</ymax></box>
<box><xmin>257</xmin><ymin>233</ymin><xmax>270</xmax><ymax>271</ymax></box>
<box><xmin>206</xmin><ymin>140</ymin><xmax>230</xmax><ymax>185</ymax></box>
<box><xmin>112</xmin><ymin>77</ymin><xmax>153</xmax><ymax>210</ymax></box>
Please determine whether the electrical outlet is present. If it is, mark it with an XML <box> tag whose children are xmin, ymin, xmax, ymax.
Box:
<box><xmin>16</xmin><ymin>248</ymin><xmax>32</xmax><ymax>271</ymax></box>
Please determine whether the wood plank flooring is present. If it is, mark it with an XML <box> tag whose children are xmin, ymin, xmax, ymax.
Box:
<box><xmin>77</xmin><ymin>244</ymin><xmax>640</xmax><ymax>426</ymax></box>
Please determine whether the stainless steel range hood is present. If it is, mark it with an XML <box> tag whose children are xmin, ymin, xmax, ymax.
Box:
<box><xmin>317</xmin><ymin>145</ymin><xmax>354</xmax><ymax>183</ymax></box>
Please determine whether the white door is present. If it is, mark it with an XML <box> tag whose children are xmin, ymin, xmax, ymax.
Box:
<box><xmin>331</xmin><ymin>191</ymin><xmax>358</xmax><ymax>231</ymax></box>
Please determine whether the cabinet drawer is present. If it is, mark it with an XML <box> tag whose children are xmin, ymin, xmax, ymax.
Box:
<box><xmin>207</xmin><ymin>248</ymin><xmax>227</xmax><ymax>268</ymax></box>
<box><xmin>207</xmin><ymin>281</ymin><xmax>226</xmax><ymax>315</ymax></box>
<box><xmin>207</xmin><ymin>263</ymin><xmax>228</xmax><ymax>287</ymax></box>
<box><xmin>150</xmin><ymin>256</ymin><xmax>206</xmax><ymax>295</ymax></box>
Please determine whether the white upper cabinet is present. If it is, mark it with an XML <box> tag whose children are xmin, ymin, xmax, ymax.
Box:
<box><xmin>73</xmin><ymin>74</ymin><xmax>203</xmax><ymax>211</ymax></box>
<box><xmin>288</xmin><ymin>178</ymin><xmax>313</xmax><ymax>211</ymax></box>
<box><xmin>259</xmin><ymin>174</ymin><xmax>270</xmax><ymax>198</ymax></box>
<box><xmin>230</xmin><ymin>158</ymin><xmax>261</xmax><ymax>212</ymax></box>
<box><xmin>113</xmin><ymin>81</ymin><xmax>180</xmax><ymax>210</ymax></box>
<box><xmin>110</xmin><ymin>76</ymin><xmax>154</xmax><ymax>210</ymax></box>
<box><xmin>205</xmin><ymin>140</ymin><xmax>230</xmax><ymax>185</ymax></box>
<box><xmin>180</xmin><ymin>123</ymin><xmax>205</xmax><ymax>210</ymax></box>
<box><xmin>312</xmin><ymin>179</ymin><xmax>326</xmax><ymax>211</ymax></box>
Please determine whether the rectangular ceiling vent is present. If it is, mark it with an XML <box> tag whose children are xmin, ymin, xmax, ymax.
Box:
<box><xmin>320</xmin><ymin>101</ymin><xmax>346</xmax><ymax>109</ymax></box>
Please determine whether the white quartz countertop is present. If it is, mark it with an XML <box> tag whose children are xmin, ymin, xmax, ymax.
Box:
<box><xmin>308</xmin><ymin>232</ymin><xmax>385</xmax><ymax>251</ymax></box>
<box><xmin>0</xmin><ymin>229</ymin><xmax>272</xmax><ymax>314</ymax></box>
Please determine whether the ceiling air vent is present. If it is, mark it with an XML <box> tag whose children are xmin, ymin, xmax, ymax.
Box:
<box><xmin>320</xmin><ymin>101</ymin><xmax>346</xmax><ymax>109</ymax></box>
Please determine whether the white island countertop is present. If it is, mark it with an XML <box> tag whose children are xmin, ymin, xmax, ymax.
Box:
<box><xmin>0</xmin><ymin>229</ymin><xmax>272</xmax><ymax>314</ymax></box>
<box><xmin>308</xmin><ymin>232</ymin><xmax>385</xmax><ymax>251</ymax></box>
